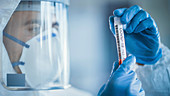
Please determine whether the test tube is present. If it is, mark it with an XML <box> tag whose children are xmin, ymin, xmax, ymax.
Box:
<box><xmin>114</xmin><ymin>17</ymin><xmax>127</xmax><ymax>65</ymax></box>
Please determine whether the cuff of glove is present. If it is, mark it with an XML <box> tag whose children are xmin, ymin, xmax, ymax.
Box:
<box><xmin>136</xmin><ymin>48</ymin><xmax>162</xmax><ymax>65</ymax></box>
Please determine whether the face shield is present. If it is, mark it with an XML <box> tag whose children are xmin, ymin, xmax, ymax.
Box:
<box><xmin>0</xmin><ymin>0</ymin><xmax>70</xmax><ymax>90</ymax></box>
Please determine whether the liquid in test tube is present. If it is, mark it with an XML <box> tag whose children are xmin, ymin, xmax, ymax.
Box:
<box><xmin>114</xmin><ymin>17</ymin><xmax>127</xmax><ymax>65</ymax></box>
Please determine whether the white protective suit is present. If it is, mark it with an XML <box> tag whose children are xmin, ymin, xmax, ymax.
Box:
<box><xmin>136</xmin><ymin>43</ymin><xmax>170</xmax><ymax>96</ymax></box>
<box><xmin>0</xmin><ymin>0</ymin><xmax>93</xmax><ymax>96</ymax></box>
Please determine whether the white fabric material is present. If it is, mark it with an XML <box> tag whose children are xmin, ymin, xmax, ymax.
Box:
<box><xmin>136</xmin><ymin>43</ymin><xmax>170</xmax><ymax>96</ymax></box>
<box><xmin>0</xmin><ymin>0</ymin><xmax>20</xmax><ymax>34</ymax></box>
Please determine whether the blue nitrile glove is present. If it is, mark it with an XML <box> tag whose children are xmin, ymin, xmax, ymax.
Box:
<box><xmin>98</xmin><ymin>55</ymin><xmax>145</xmax><ymax>96</ymax></box>
<box><xmin>109</xmin><ymin>5</ymin><xmax>162</xmax><ymax>64</ymax></box>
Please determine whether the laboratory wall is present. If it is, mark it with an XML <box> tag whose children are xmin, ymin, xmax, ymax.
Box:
<box><xmin>68</xmin><ymin>0</ymin><xmax>170</xmax><ymax>95</ymax></box>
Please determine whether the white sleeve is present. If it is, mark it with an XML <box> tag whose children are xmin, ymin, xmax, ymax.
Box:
<box><xmin>135</xmin><ymin>42</ymin><xmax>170</xmax><ymax>95</ymax></box>
<box><xmin>157</xmin><ymin>43</ymin><xmax>170</xmax><ymax>64</ymax></box>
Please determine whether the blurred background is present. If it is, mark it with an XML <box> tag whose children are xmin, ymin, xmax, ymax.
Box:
<box><xmin>68</xmin><ymin>0</ymin><xmax>170</xmax><ymax>95</ymax></box>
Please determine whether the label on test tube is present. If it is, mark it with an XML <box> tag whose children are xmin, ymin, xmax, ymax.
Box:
<box><xmin>114</xmin><ymin>17</ymin><xmax>127</xmax><ymax>65</ymax></box>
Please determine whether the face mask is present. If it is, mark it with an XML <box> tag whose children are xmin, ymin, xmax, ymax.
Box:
<box><xmin>3</xmin><ymin>29</ymin><xmax>63</xmax><ymax>88</ymax></box>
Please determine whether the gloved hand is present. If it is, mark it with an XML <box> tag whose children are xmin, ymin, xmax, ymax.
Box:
<box><xmin>98</xmin><ymin>55</ymin><xmax>145</xmax><ymax>96</ymax></box>
<box><xmin>109</xmin><ymin>5</ymin><xmax>162</xmax><ymax>64</ymax></box>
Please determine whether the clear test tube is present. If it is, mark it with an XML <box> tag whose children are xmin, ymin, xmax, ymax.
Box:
<box><xmin>114</xmin><ymin>17</ymin><xmax>127</xmax><ymax>65</ymax></box>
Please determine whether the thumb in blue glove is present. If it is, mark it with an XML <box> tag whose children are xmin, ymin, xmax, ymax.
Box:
<box><xmin>98</xmin><ymin>55</ymin><xmax>145</xmax><ymax>96</ymax></box>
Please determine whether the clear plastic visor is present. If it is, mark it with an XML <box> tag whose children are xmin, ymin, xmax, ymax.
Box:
<box><xmin>1</xmin><ymin>1</ymin><xmax>70</xmax><ymax>90</ymax></box>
